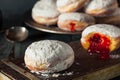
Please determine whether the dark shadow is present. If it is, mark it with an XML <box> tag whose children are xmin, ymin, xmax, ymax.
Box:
<box><xmin>0</xmin><ymin>9</ymin><xmax>2</xmax><ymax>31</ymax></box>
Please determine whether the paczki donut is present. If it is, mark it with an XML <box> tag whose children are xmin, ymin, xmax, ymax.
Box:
<box><xmin>85</xmin><ymin>0</ymin><xmax>119</xmax><ymax>17</ymax></box>
<box><xmin>32</xmin><ymin>0</ymin><xmax>60</xmax><ymax>25</ymax></box>
<box><xmin>56</xmin><ymin>0</ymin><xmax>87</xmax><ymax>13</ymax></box>
<box><xmin>58</xmin><ymin>12</ymin><xmax>95</xmax><ymax>32</ymax></box>
<box><xmin>24</xmin><ymin>40</ymin><xmax>74</xmax><ymax>73</ymax></box>
<box><xmin>81</xmin><ymin>24</ymin><xmax>120</xmax><ymax>59</ymax></box>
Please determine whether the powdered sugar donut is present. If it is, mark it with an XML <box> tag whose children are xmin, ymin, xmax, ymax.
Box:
<box><xmin>56</xmin><ymin>0</ymin><xmax>87</xmax><ymax>13</ymax></box>
<box><xmin>24</xmin><ymin>40</ymin><xmax>74</xmax><ymax>73</ymax></box>
<box><xmin>85</xmin><ymin>0</ymin><xmax>118</xmax><ymax>17</ymax></box>
<box><xmin>58</xmin><ymin>12</ymin><xmax>95</xmax><ymax>32</ymax></box>
<box><xmin>81</xmin><ymin>24</ymin><xmax>120</xmax><ymax>59</ymax></box>
<box><xmin>32</xmin><ymin>0</ymin><xmax>60</xmax><ymax>25</ymax></box>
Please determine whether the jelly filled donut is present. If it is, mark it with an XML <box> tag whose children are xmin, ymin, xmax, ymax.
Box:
<box><xmin>81</xmin><ymin>24</ymin><xmax>120</xmax><ymax>59</ymax></box>
<box><xmin>32</xmin><ymin>0</ymin><xmax>60</xmax><ymax>25</ymax></box>
<box><xmin>24</xmin><ymin>40</ymin><xmax>74</xmax><ymax>73</ymax></box>
<box><xmin>58</xmin><ymin>12</ymin><xmax>95</xmax><ymax>32</ymax></box>
<box><xmin>85</xmin><ymin>0</ymin><xmax>119</xmax><ymax>17</ymax></box>
<box><xmin>56</xmin><ymin>0</ymin><xmax>87</xmax><ymax>13</ymax></box>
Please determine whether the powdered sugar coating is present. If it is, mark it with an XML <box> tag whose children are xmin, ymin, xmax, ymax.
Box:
<box><xmin>32</xmin><ymin>0</ymin><xmax>60</xmax><ymax>18</ymax></box>
<box><xmin>24</xmin><ymin>40</ymin><xmax>74</xmax><ymax>73</ymax></box>
<box><xmin>57</xmin><ymin>0</ymin><xmax>78</xmax><ymax>7</ymax></box>
<box><xmin>58</xmin><ymin>12</ymin><xmax>95</xmax><ymax>23</ymax></box>
<box><xmin>86</xmin><ymin>0</ymin><xmax>117</xmax><ymax>11</ymax></box>
<box><xmin>82</xmin><ymin>24</ymin><xmax>120</xmax><ymax>39</ymax></box>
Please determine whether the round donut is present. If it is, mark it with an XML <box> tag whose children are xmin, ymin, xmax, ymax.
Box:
<box><xmin>32</xmin><ymin>0</ymin><xmax>60</xmax><ymax>25</ymax></box>
<box><xmin>24</xmin><ymin>40</ymin><xmax>74</xmax><ymax>73</ymax></box>
<box><xmin>58</xmin><ymin>12</ymin><xmax>95</xmax><ymax>32</ymax></box>
<box><xmin>81</xmin><ymin>24</ymin><xmax>120</xmax><ymax>59</ymax></box>
<box><xmin>85</xmin><ymin>0</ymin><xmax>119</xmax><ymax>17</ymax></box>
<box><xmin>56</xmin><ymin>0</ymin><xmax>87</xmax><ymax>13</ymax></box>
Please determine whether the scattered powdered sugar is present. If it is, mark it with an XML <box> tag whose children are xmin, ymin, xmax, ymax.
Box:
<box><xmin>110</xmin><ymin>54</ymin><xmax>120</xmax><ymax>59</ymax></box>
<box><xmin>76</xmin><ymin>62</ymin><xmax>80</xmax><ymax>65</ymax></box>
<box><xmin>31</xmin><ymin>70</ymin><xmax>73</xmax><ymax>78</ymax></box>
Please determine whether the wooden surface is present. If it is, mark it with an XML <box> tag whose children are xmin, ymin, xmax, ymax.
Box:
<box><xmin>0</xmin><ymin>41</ymin><xmax>120</xmax><ymax>80</ymax></box>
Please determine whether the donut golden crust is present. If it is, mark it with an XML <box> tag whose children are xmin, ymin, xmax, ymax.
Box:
<box><xmin>24</xmin><ymin>40</ymin><xmax>74</xmax><ymax>73</ymax></box>
<box><xmin>32</xmin><ymin>0</ymin><xmax>60</xmax><ymax>25</ymax></box>
<box><xmin>32</xmin><ymin>15</ymin><xmax>58</xmax><ymax>25</ymax></box>
<box><xmin>57</xmin><ymin>0</ymin><xmax>87</xmax><ymax>13</ymax></box>
<box><xmin>58</xmin><ymin>12</ymin><xmax>95</xmax><ymax>31</ymax></box>
<box><xmin>85</xmin><ymin>0</ymin><xmax>118</xmax><ymax>17</ymax></box>
<box><xmin>81</xmin><ymin>24</ymin><xmax>120</xmax><ymax>53</ymax></box>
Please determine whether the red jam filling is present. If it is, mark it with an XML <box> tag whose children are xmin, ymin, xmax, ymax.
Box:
<box><xmin>88</xmin><ymin>33</ymin><xmax>111</xmax><ymax>60</ymax></box>
<box><xmin>70</xmin><ymin>22</ymin><xmax>75</xmax><ymax>32</ymax></box>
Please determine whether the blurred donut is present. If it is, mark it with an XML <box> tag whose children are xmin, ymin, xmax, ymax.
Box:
<box><xmin>56</xmin><ymin>0</ymin><xmax>87</xmax><ymax>13</ymax></box>
<box><xmin>58</xmin><ymin>12</ymin><xmax>95</xmax><ymax>32</ymax></box>
<box><xmin>32</xmin><ymin>0</ymin><xmax>60</xmax><ymax>25</ymax></box>
<box><xmin>85</xmin><ymin>0</ymin><xmax>119</xmax><ymax>17</ymax></box>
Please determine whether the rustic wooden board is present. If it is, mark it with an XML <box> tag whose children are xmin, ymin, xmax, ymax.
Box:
<box><xmin>1</xmin><ymin>41</ymin><xmax>120</xmax><ymax>80</ymax></box>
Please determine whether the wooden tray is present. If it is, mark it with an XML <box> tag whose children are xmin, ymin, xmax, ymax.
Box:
<box><xmin>1</xmin><ymin>41</ymin><xmax>120</xmax><ymax>80</ymax></box>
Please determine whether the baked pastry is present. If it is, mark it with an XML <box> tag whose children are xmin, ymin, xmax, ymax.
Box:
<box><xmin>24</xmin><ymin>40</ymin><xmax>74</xmax><ymax>73</ymax></box>
<box><xmin>81</xmin><ymin>24</ymin><xmax>120</xmax><ymax>59</ymax></box>
<box><xmin>58</xmin><ymin>12</ymin><xmax>95</xmax><ymax>32</ymax></box>
<box><xmin>56</xmin><ymin>0</ymin><xmax>87</xmax><ymax>13</ymax></box>
<box><xmin>32</xmin><ymin>0</ymin><xmax>60</xmax><ymax>25</ymax></box>
<box><xmin>85</xmin><ymin>0</ymin><xmax>119</xmax><ymax>17</ymax></box>
<box><xmin>96</xmin><ymin>8</ymin><xmax>120</xmax><ymax>25</ymax></box>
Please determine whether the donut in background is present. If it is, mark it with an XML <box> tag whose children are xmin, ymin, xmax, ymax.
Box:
<box><xmin>56</xmin><ymin>0</ymin><xmax>87</xmax><ymax>13</ymax></box>
<box><xmin>32</xmin><ymin>0</ymin><xmax>60</xmax><ymax>25</ymax></box>
<box><xmin>58</xmin><ymin>12</ymin><xmax>95</xmax><ymax>32</ymax></box>
<box><xmin>85</xmin><ymin>0</ymin><xmax>119</xmax><ymax>17</ymax></box>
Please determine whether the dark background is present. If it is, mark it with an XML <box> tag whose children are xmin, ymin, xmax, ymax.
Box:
<box><xmin>0</xmin><ymin>0</ymin><xmax>119</xmax><ymax>27</ymax></box>
<box><xmin>0</xmin><ymin>0</ymin><xmax>37</xmax><ymax>27</ymax></box>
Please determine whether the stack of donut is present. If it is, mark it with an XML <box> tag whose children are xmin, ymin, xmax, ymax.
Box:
<box><xmin>32</xmin><ymin>0</ymin><xmax>96</xmax><ymax>32</ymax></box>
<box><xmin>85</xmin><ymin>0</ymin><xmax>120</xmax><ymax>24</ymax></box>
<box><xmin>32</xmin><ymin>0</ymin><xmax>120</xmax><ymax>32</ymax></box>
